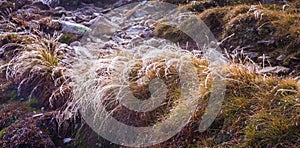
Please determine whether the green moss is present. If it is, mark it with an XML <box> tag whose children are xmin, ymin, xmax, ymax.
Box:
<box><xmin>27</xmin><ymin>98</ymin><xmax>38</xmax><ymax>108</ymax></box>
<box><xmin>244</xmin><ymin>111</ymin><xmax>299</xmax><ymax>147</ymax></box>
<box><xmin>7</xmin><ymin>89</ymin><xmax>17</xmax><ymax>100</ymax></box>
<box><xmin>0</xmin><ymin>127</ymin><xmax>7</xmax><ymax>138</ymax></box>
<box><xmin>59</xmin><ymin>33</ymin><xmax>78</xmax><ymax>44</ymax></box>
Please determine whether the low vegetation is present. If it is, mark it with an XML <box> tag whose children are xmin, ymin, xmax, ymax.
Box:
<box><xmin>0</xmin><ymin>0</ymin><xmax>299</xmax><ymax>147</ymax></box>
<box><xmin>155</xmin><ymin>1</ymin><xmax>300</xmax><ymax>74</ymax></box>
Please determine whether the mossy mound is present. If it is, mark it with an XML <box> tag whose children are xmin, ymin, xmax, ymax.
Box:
<box><xmin>0</xmin><ymin>111</ymin><xmax>64</xmax><ymax>147</ymax></box>
<box><xmin>154</xmin><ymin>23</ymin><xmax>193</xmax><ymax>44</ymax></box>
<box><xmin>222</xmin><ymin>5</ymin><xmax>300</xmax><ymax>68</ymax></box>
<box><xmin>155</xmin><ymin>2</ymin><xmax>300</xmax><ymax>73</ymax></box>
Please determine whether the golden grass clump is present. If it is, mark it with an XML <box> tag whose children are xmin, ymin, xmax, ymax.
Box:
<box><xmin>64</xmin><ymin>39</ymin><xmax>300</xmax><ymax>147</ymax></box>
<box><xmin>68</xmin><ymin>44</ymin><xmax>216</xmax><ymax>146</ymax></box>
<box><xmin>2</xmin><ymin>32</ymin><xmax>72</xmax><ymax>109</ymax></box>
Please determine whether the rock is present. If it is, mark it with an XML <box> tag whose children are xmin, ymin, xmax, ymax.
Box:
<box><xmin>63</xmin><ymin>138</ymin><xmax>73</xmax><ymax>144</ymax></box>
<box><xmin>54</xmin><ymin>6</ymin><xmax>65</xmax><ymax>11</ymax></box>
<box><xmin>143</xmin><ymin>38</ymin><xmax>163</xmax><ymax>47</ymax></box>
<box><xmin>82</xmin><ymin>17</ymin><xmax>99</xmax><ymax>26</ymax></box>
<box><xmin>243</xmin><ymin>52</ymin><xmax>259</xmax><ymax>58</ymax></box>
<box><xmin>41</xmin><ymin>0</ymin><xmax>60</xmax><ymax>8</ymax></box>
<box><xmin>58</xmin><ymin>0</ymin><xmax>80</xmax><ymax>7</ymax></box>
<box><xmin>55</xmin><ymin>20</ymin><xmax>91</xmax><ymax>36</ymax></box>
<box><xmin>22</xmin><ymin>6</ymin><xmax>39</xmax><ymax>13</ymax></box>
<box><xmin>32</xmin><ymin>1</ymin><xmax>51</xmax><ymax>10</ymax></box>
<box><xmin>258</xmin><ymin>66</ymin><xmax>290</xmax><ymax>74</ymax></box>
<box><xmin>276</xmin><ymin>54</ymin><xmax>286</xmax><ymax>61</ymax></box>
<box><xmin>70</xmin><ymin>41</ymin><xmax>81</xmax><ymax>47</ymax></box>
<box><xmin>87</xmin><ymin>17</ymin><xmax>119</xmax><ymax>41</ymax></box>
<box><xmin>140</xmin><ymin>30</ymin><xmax>154</xmax><ymax>38</ymax></box>
<box><xmin>126</xmin><ymin>25</ymin><xmax>145</xmax><ymax>35</ymax></box>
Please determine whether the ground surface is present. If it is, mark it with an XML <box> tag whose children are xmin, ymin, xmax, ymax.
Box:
<box><xmin>0</xmin><ymin>0</ymin><xmax>299</xmax><ymax>147</ymax></box>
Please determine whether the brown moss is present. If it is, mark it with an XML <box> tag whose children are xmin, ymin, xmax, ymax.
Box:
<box><xmin>39</xmin><ymin>17</ymin><xmax>62</xmax><ymax>34</ymax></box>
<box><xmin>181</xmin><ymin>0</ymin><xmax>218</xmax><ymax>13</ymax></box>
<box><xmin>0</xmin><ymin>114</ymin><xmax>56</xmax><ymax>147</ymax></box>
<box><xmin>154</xmin><ymin>2</ymin><xmax>300</xmax><ymax>72</ymax></box>
<box><xmin>223</xmin><ymin>4</ymin><xmax>250</xmax><ymax>21</ymax></box>
<box><xmin>161</xmin><ymin>0</ymin><xmax>189</xmax><ymax>5</ymax></box>
<box><xmin>154</xmin><ymin>23</ymin><xmax>193</xmax><ymax>44</ymax></box>
<box><xmin>0</xmin><ymin>102</ymin><xmax>30</xmax><ymax>131</ymax></box>
<box><xmin>222</xmin><ymin>5</ymin><xmax>300</xmax><ymax>69</ymax></box>
<box><xmin>198</xmin><ymin>7</ymin><xmax>231</xmax><ymax>39</ymax></box>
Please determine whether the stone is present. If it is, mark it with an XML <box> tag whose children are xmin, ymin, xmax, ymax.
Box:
<box><xmin>63</xmin><ymin>138</ymin><xmax>73</xmax><ymax>144</ymax></box>
<box><xmin>243</xmin><ymin>52</ymin><xmax>259</xmax><ymax>58</ymax></box>
<box><xmin>126</xmin><ymin>25</ymin><xmax>145</xmax><ymax>35</ymax></box>
<box><xmin>41</xmin><ymin>0</ymin><xmax>60</xmax><ymax>8</ymax></box>
<box><xmin>55</xmin><ymin>20</ymin><xmax>91</xmax><ymax>36</ymax></box>
<box><xmin>70</xmin><ymin>41</ymin><xmax>81</xmax><ymax>47</ymax></box>
<box><xmin>276</xmin><ymin>54</ymin><xmax>286</xmax><ymax>61</ymax></box>
<box><xmin>140</xmin><ymin>30</ymin><xmax>154</xmax><ymax>38</ymax></box>
<box><xmin>32</xmin><ymin>1</ymin><xmax>51</xmax><ymax>10</ymax></box>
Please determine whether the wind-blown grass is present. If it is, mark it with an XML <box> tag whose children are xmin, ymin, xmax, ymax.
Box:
<box><xmin>1</xmin><ymin>32</ymin><xmax>72</xmax><ymax>109</ymax></box>
<box><xmin>66</xmin><ymin>41</ymin><xmax>299</xmax><ymax>147</ymax></box>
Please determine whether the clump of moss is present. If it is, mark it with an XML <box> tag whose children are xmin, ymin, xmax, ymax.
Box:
<box><xmin>222</xmin><ymin>4</ymin><xmax>300</xmax><ymax>68</ymax></box>
<box><xmin>0</xmin><ymin>115</ymin><xmax>56</xmax><ymax>147</ymax></box>
<box><xmin>38</xmin><ymin>17</ymin><xmax>62</xmax><ymax>34</ymax></box>
<box><xmin>161</xmin><ymin>0</ymin><xmax>190</xmax><ymax>5</ymax></box>
<box><xmin>198</xmin><ymin>7</ymin><xmax>231</xmax><ymax>39</ymax></box>
<box><xmin>181</xmin><ymin>0</ymin><xmax>218</xmax><ymax>13</ymax></box>
<box><xmin>0</xmin><ymin>102</ymin><xmax>30</xmax><ymax>131</ymax></box>
<box><xmin>223</xmin><ymin>4</ymin><xmax>250</xmax><ymax>21</ymax></box>
<box><xmin>27</xmin><ymin>98</ymin><xmax>38</xmax><ymax>108</ymax></box>
<box><xmin>244</xmin><ymin>86</ymin><xmax>300</xmax><ymax>147</ymax></box>
<box><xmin>155</xmin><ymin>3</ymin><xmax>300</xmax><ymax>72</ymax></box>
<box><xmin>59</xmin><ymin>33</ymin><xmax>79</xmax><ymax>45</ymax></box>
<box><xmin>154</xmin><ymin>23</ymin><xmax>193</xmax><ymax>44</ymax></box>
